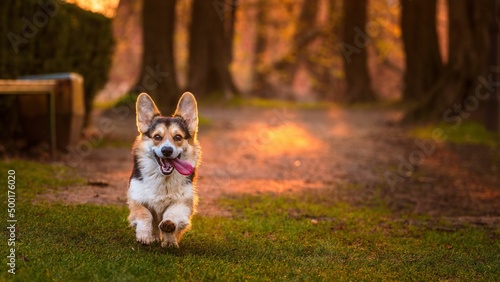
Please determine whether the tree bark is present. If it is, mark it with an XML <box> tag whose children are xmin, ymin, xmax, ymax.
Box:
<box><xmin>187</xmin><ymin>0</ymin><xmax>239</xmax><ymax>99</ymax></box>
<box><xmin>407</xmin><ymin>0</ymin><xmax>493</xmax><ymax>122</ymax></box>
<box><xmin>284</xmin><ymin>0</ymin><xmax>320</xmax><ymax>86</ymax></box>
<box><xmin>400</xmin><ymin>0</ymin><xmax>442</xmax><ymax>101</ymax></box>
<box><xmin>309</xmin><ymin>0</ymin><xmax>344</xmax><ymax>100</ymax></box>
<box><xmin>251</xmin><ymin>0</ymin><xmax>270</xmax><ymax>96</ymax></box>
<box><xmin>341</xmin><ymin>0</ymin><xmax>377</xmax><ymax>103</ymax></box>
<box><xmin>484</xmin><ymin>0</ymin><xmax>500</xmax><ymax>132</ymax></box>
<box><xmin>224</xmin><ymin>0</ymin><xmax>238</xmax><ymax>63</ymax></box>
<box><xmin>253</xmin><ymin>0</ymin><xmax>321</xmax><ymax>97</ymax></box>
<box><xmin>133</xmin><ymin>0</ymin><xmax>178</xmax><ymax>114</ymax></box>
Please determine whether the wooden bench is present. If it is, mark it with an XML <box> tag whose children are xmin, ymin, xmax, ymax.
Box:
<box><xmin>0</xmin><ymin>79</ymin><xmax>58</xmax><ymax>157</ymax></box>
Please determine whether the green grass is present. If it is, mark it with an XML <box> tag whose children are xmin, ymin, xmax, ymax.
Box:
<box><xmin>0</xmin><ymin>160</ymin><xmax>85</xmax><ymax>201</ymax></box>
<box><xmin>343</xmin><ymin>99</ymin><xmax>414</xmax><ymax>111</ymax></box>
<box><xmin>226</xmin><ymin>97</ymin><xmax>332</xmax><ymax>110</ymax></box>
<box><xmin>410</xmin><ymin>122</ymin><xmax>500</xmax><ymax>147</ymax></box>
<box><xmin>226</xmin><ymin>97</ymin><xmax>411</xmax><ymax>112</ymax></box>
<box><xmin>1</xmin><ymin>161</ymin><xmax>499</xmax><ymax>281</ymax></box>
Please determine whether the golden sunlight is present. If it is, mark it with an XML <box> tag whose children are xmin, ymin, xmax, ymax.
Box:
<box><xmin>257</xmin><ymin>123</ymin><xmax>326</xmax><ymax>157</ymax></box>
<box><xmin>66</xmin><ymin>0</ymin><xmax>119</xmax><ymax>17</ymax></box>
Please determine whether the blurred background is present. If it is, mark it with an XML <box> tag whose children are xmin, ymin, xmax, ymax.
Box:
<box><xmin>0</xmin><ymin>0</ymin><xmax>499</xmax><ymax>152</ymax></box>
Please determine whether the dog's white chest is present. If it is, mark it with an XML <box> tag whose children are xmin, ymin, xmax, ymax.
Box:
<box><xmin>128</xmin><ymin>176</ymin><xmax>193</xmax><ymax>211</ymax></box>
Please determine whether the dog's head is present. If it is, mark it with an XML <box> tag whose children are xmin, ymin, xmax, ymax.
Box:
<box><xmin>135</xmin><ymin>92</ymin><xmax>199</xmax><ymax>176</ymax></box>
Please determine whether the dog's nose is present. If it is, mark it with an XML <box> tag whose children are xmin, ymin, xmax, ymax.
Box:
<box><xmin>161</xmin><ymin>146</ymin><xmax>173</xmax><ymax>157</ymax></box>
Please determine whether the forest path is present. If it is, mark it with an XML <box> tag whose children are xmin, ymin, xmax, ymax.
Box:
<box><xmin>38</xmin><ymin>105</ymin><xmax>500</xmax><ymax>226</ymax></box>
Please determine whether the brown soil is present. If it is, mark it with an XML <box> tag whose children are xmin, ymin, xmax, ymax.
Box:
<box><xmin>36</xmin><ymin>106</ymin><xmax>500</xmax><ymax>226</ymax></box>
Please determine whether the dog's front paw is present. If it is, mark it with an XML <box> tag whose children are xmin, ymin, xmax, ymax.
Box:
<box><xmin>161</xmin><ymin>239</ymin><xmax>179</xmax><ymax>248</ymax></box>
<box><xmin>136</xmin><ymin>233</ymin><xmax>159</xmax><ymax>245</ymax></box>
<box><xmin>159</xmin><ymin>220</ymin><xmax>176</xmax><ymax>233</ymax></box>
<box><xmin>161</xmin><ymin>232</ymin><xmax>179</xmax><ymax>248</ymax></box>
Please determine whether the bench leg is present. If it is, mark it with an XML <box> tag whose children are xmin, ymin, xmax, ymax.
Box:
<box><xmin>48</xmin><ymin>91</ymin><xmax>57</xmax><ymax>158</ymax></box>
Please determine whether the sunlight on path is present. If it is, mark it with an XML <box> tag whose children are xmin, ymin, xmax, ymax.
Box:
<box><xmin>237</xmin><ymin>122</ymin><xmax>326</xmax><ymax>157</ymax></box>
<box><xmin>35</xmin><ymin>106</ymin><xmax>500</xmax><ymax>222</ymax></box>
<box><xmin>196</xmin><ymin>107</ymin><xmax>405</xmax><ymax>215</ymax></box>
<box><xmin>39</xmin><ymin>106</ymin><xmax>406</xmax><ymax>216</ymax></box>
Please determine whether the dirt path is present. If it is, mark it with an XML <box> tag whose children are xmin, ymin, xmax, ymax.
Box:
<box><xmin>38</xmin><ymin>106</ymin><xmax>500</xmax><ymax>225</ymax></box>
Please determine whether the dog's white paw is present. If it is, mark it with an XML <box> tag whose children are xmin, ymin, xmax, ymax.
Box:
<box><xmin>136</xmin><ymin>233</ymin><xmax>159</xmax><ymax>245</ymax></box>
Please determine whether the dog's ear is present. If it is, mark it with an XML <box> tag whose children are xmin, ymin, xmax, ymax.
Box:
<box><xmin>174</xmin><ymin>92</ymin><xmax>198</xmax><ymax>137</ymax></box>
<box><xmin>136</xmin><ymin>93</ymin><xmax>161</xmax><ymax>134</ymax></box>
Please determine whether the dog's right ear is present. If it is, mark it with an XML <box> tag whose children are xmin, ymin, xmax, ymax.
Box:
<box><xmin>136</xmin><ymin>93</ymin><xmax>161</xmax><ymax>134</ymax></box>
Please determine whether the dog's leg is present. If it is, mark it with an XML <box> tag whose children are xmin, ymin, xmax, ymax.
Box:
<box><xmin>128</xmin><ymin>200</ymin><xmax>159</xmax><ymax>245</ymax></box>
<box><xmin>159</xmin><ymin>203</ymin><xmax>192</xmax><ymax>248</ymax></box>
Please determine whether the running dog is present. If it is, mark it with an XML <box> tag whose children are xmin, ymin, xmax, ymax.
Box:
<box><xmin>127</xmin><ymin>92</ymin><xmax>201</xmax><ymax>248</ymax></box>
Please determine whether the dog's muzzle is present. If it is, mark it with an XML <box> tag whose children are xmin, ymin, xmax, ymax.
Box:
<box><xmin>154</xmin><ymin>153</ymin><xmax>194</xmax><ymax>176</ymax></box>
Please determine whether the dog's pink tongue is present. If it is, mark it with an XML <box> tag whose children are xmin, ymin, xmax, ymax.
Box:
<box><xmin>168</xmin><ymin>158</ymin><xmax>194</xmax><ymax>175</ymax></box>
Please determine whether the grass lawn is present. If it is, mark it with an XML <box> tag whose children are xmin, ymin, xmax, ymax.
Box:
<box><xmin>410</xmin><ymin>122</ymin><xmax>500</xmax><ymax>147</ymax></box>
<box><xmin>1</xmin><ymin>161</ymin><xmax>499</xmax><ymax>281</ymax></box>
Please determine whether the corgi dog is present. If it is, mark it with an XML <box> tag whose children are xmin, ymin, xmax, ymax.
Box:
<box><xmin>127</xmin><ymin>92</ymin><xmax>201</xmax><ymax>248</ymax></box>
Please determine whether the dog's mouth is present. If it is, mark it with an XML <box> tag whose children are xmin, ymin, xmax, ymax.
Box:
<box><xmin>154</xmin><ymin>154</ymin><xmax>194</xmax><ymax>176</ymax></box>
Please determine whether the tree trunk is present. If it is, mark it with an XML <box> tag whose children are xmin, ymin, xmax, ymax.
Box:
<box><xmin>253</xmin><ymin>0</ymin><xmax>321</xmax><ymax>97</ymax></box>
<box><xmin>133</xmin><ymin>0</ymin><xmax>178</xmax><ymax>114</ymax></box>
<box><xmin>187</xmin><ymin>0</ymin><xmax>239</xmax><ymax>99</ymax></box>
<box><xmin>284</xmin><ymin>0</ymin><xmax>319</xmax><ymax>85</ymax></box>
<box><xmin>224</xmin><ymin>0</ymin><xmax>237</xmax><ymax>63</ymax></box>
<box><xmin>341</xmin><ymin>0</ymin><xmax>377</xmax><ymax>103</ymax></box>
<box><xmin>224</xmin><ymin>0</ymin><xmax>240</xmax><ymax>96</ymax></box>
<box><xmin>484</xmin><ymin>0</ymin><xmax>500</xmax><ymax>132</ymax></box>
<box><xmin>251</xmin><ymin>0</ymin><xmax>270</xmax><ymax>96</ymax></box>
<box><xmin>309</xmin><ymin>0</ymin><xmax>344</xmax><ymax>101</ymax></box>
<box><xmin>407</xmin><ymin>0</ymin><xmax>493</xmax><ymax>122</ymax></box>
<box><xmin>400</xmin><ymin>0</ymin><xmax>442</xmax><ymax>101</ymax></box>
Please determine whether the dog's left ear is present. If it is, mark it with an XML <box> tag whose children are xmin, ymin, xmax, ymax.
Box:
<box><xmin>136</xmin><ymin>93</ymin><xmax>161</xmax><ymax>134</ymax></box>
<box><xmin>174</xmin><ymin>92</ymin><xmax>198</xmax><ymax>138</ymax></box>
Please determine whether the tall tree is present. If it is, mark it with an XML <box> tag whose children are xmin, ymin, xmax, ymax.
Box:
<box><xmin>408</xmin><ymin>0</ymin><xmax>494</xmax><ymax>121</ymax></box>
<box><xmin>254</xmin><ymin>0</ymin><xmax>325</xmax><ymax>98</ymax></box>
<box><xmin>187</xmin><ymin>0</ymin><xmax>239</xmax><ymax>99</ymax></box>
<box><xmin>133</xmin><ymin>0</ymin><xmax>178</xmax><ymax>114</ymax></box>
<box><xmin>223</xmin><ymin>0</ymin><xmax>238</xmax><ymax>64</ymax></box>
<box><xmin>485</xmin><ymin>0</ymin><xmax>500</xmax><ymax>132</ymax></box>
<box><xmin>400</xmin><ymin>0</ymin><xmax>442</xmax><ymax>101</ymax></box>
<box><xmin>276</xmin><ymin>0</ymin><xmax>320</xmax><ymax>85</ymax></box>
<box><xmin>309</xmin><ymin>0</ymin><xmax>345</xmax><ymax>100</ymax></box>
<box><xmin>341</xmin><ymin>0</ymin><xmax>377</xmax><ymax>103</ymax></box>
<box><xmin>251</xmin><ymin>0</ymin><xmax>270</xmax><ymax>96</ymax></box>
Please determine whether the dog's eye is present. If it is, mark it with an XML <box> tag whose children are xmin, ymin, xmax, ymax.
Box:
<box><xmin>173</xmin><ymin>134</ymin><xmax>183</xmax><ymax>142</ymax></box>
<box><xmin>153</xmin><ymin>134</ymin><xmax>162</xmax><ymax>141</ymax></box>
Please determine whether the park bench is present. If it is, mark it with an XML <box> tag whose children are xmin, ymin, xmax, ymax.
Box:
<box><xmin>0</xmin><ymin>73</ymin><xmax>85</xmax><ymax>157</ymax></box>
